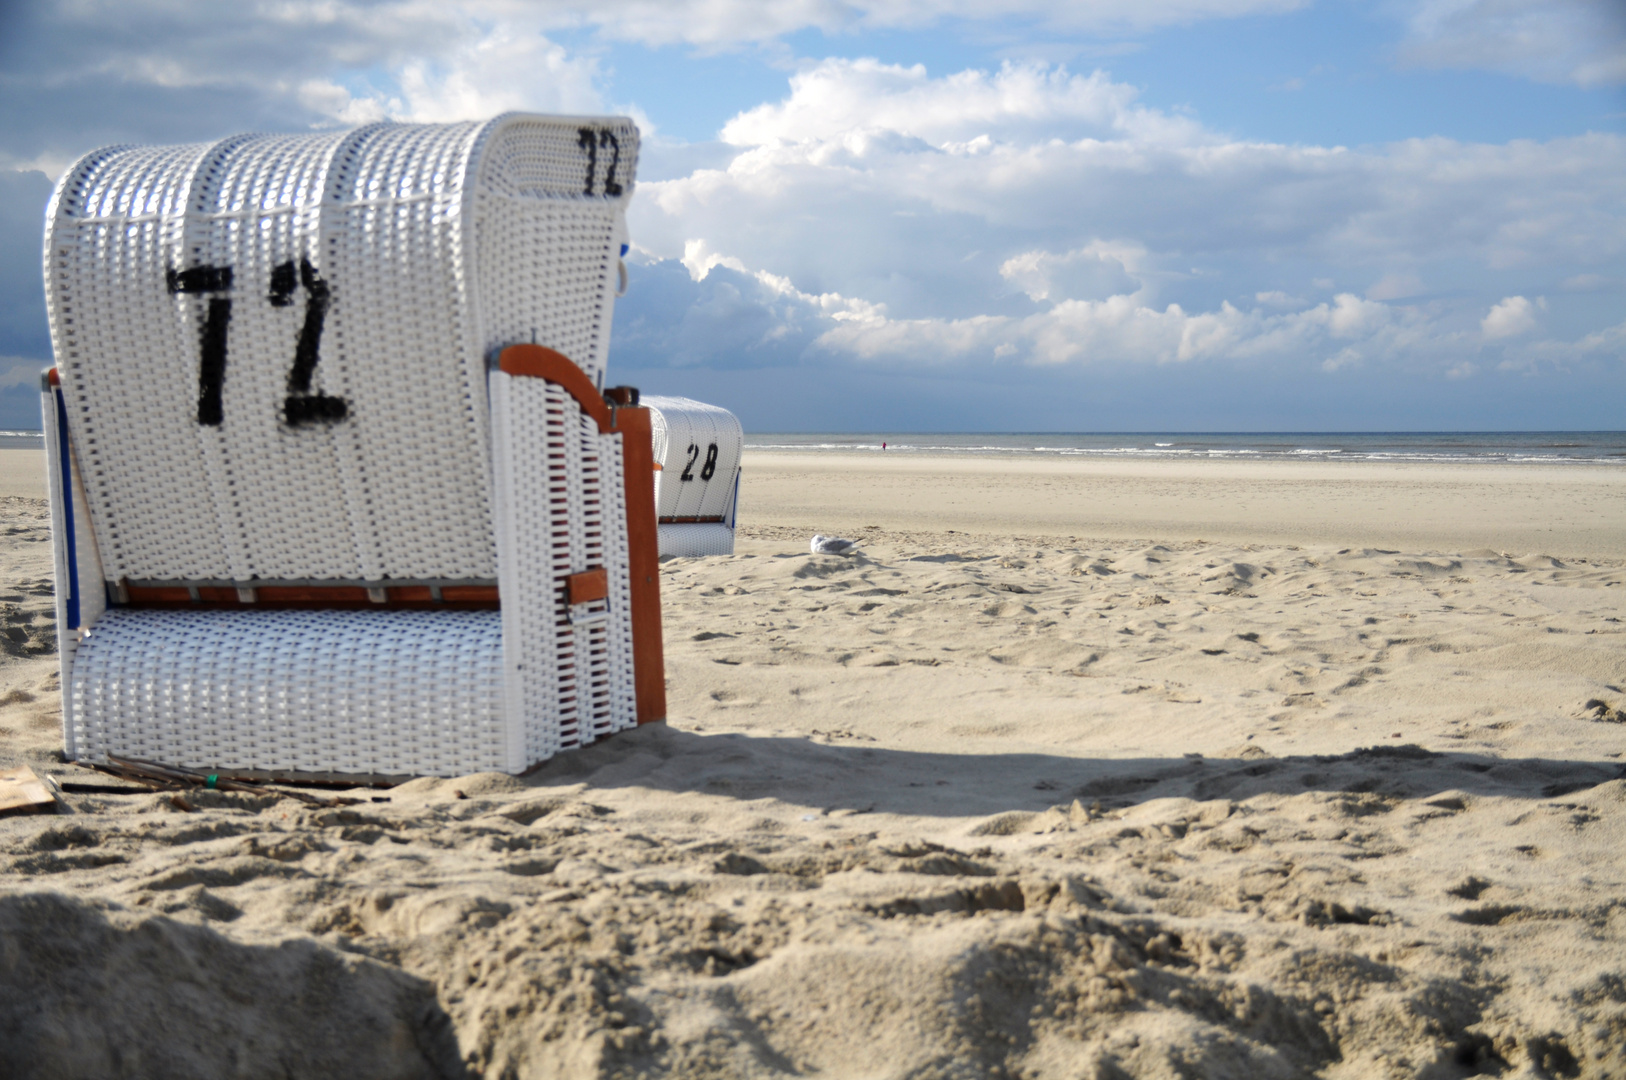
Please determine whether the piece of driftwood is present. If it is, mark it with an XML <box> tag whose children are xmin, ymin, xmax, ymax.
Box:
<box><xmin>56</xmin><ymin>780</ymin><xmax>154</xmax><ymax>795</ymax></box>
<box><xmin>97</xmin><ymin>756</ymin><xmax>363</xmax><ymax>808</ymax></box>
<box><xmin>163</xmin><ymin>767</ymin><xmax>404</xmax><ymax>789</ymax></box>
<box><xmin>0</xmin><ymin>766</ymin><xmax>58</xmax><ymax>816</ymax></box>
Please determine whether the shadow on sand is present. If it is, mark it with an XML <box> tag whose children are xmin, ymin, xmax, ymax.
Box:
<box><xmin>0</xmin><ymin>892</ymin><xmax>469</xmax><ymax>1080</ymax></box>
<box><xmin>518</xmin><ymin>722</ymin><xmax>1626</xmax><ymax>820</ymax></box>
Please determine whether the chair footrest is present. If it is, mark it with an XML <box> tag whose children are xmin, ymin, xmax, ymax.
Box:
<box><xmin>71</xmin><ymin>608</ymin><xmax>509</xmax><ymax>777</ymax></box>
<box><xmin>658</xmin><ymin>523</ymin><xmax>736</xmax><ymax>557</ymax></box>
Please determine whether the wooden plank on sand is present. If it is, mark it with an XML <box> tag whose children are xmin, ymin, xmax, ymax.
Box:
<box><xmin>0</xmin><ymin>765</ymin><xmax>56</xmax><ymax>816</ymax></box>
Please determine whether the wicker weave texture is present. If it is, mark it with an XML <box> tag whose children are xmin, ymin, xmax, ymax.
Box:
<box><xmin>45</xmin><ymin>115</ymin><xmax>638</xmax><ymax>585</ymax></box>
<box><xmin>71</xmin><ymin>609</ymin><xmax>508</xmax><ymax>775</ymax></box>
<box><xmin>646</xmin><ymin>396</ymin><xmax>743</xmax><ymax>521</ymax></box>
<box><xmin>658</xmin><ymin>523</ymin><xmax>737</xmax><ymax>558</ymax></box>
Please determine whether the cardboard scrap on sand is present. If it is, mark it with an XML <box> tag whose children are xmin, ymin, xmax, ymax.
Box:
<box><xmin>0</xmin><ymin>766</ymin><xmax>56</xmax><ymax>817</ymax></box>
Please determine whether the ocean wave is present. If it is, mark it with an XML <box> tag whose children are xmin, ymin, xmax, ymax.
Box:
<box><xmin>745</xmin><ymin>435</ymin><xmax>1626</xmax><ymax>466</ymax></box>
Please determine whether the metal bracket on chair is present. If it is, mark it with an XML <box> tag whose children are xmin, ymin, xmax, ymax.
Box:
<box><xmin>565</xmin><ymin>568</ymin><xmax>609</xmax><ymax>625</ymax></box>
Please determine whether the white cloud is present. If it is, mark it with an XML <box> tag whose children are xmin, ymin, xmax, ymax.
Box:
<box><xmin>370</xmin><ymin>29</ymin><xmax>603</xmax><ymax>123</ymax></box>
<box><xmin>813</xmin><ymin>291</ymin><xmax>1420</xmax><ymax>367</ymax></box>
<box><xmin>0</xmin><ymin>2</ymin><xmax>608</xmax><ymax>172</ymax></box>
<box><xmin>6</xmin><ymin>1</ymin><xmax>1617</xmax><ymax>180</ymax></box>
<box><xmin>1567</xmin><ymin>318</ymin><xmax>1626</xmax><ymax>356</ymax></box>
<box><xmin>618</xmin><ymin>55</ymin><xmax>1625</xmax><ymax>382</ymax></box>
<box><xmin>1321</xmin><ymin>346</ymin><xmax>1362</xmax><ymax>372</ymax></box>
<box><xmin>1481</xmin><ymin>295</ymin><xmax>1542</xmax><ymax>338</ymax></box>
<box><xmin>627</xmin><ymin>251</ymin><xmax>1626</xmax><ymax>390</ymax></box>
<box><xmin>1561</xmin><ymin>273</ymin><xmax>1618</xmax><ymax>291</ymax></box>
<box><xmin>682</xmin><ymin>239</ymin><xmax>751</xmax><ymax>281</ymax></box>
<box><xmin>0</xmin><ymin>0</ymin><xmax>1343</xmax><ymax>175</ymax></box>
<box><xmin>3</xmin><ymin>0</ymin><xmax>1618</xmax><ymax>181</ymax></box>
<box><xmin>1365</xmin><ymin>272</ymin><xmax>1425</xmax><ymax>301</ymax></box>
<box><xmin>268</xmin><ymin>15</ymin><xmax>611</xmax><ymax>127</ymax></box>
<box><xmin>681</xmin><ymin>241</ymin><xmax>887</xmax><ymax>324</ymax></box>
<box><xmin>1496</xmin><ymin>314</ymin><xmax>1626</xmax><ymax>371</ymax></box>
<box><xmin>0</xmin><ymin>359</ymin><xmax>46</xmax><ymax>390</ymax></box>
<box><xmin>632</xmin><ymin>57</ymin><xmax>1626</xmax><ymax>340</ymax></box>
<box><xmin>1397</xmin><ymin>0</ymin><xmax>1626</xmax><ymax>87</ymax></box>
<box><xmin>296</xmin><ymin>80</ymin><xmax>393</xmax><ymax>126</ymax></box>
<box><xmin>999</xmin><ymin>243</ymin><xmax>1143</xmax><ymax>302</ymax></box>
<box><xmin>562</xmin><ymin>0</ymin><xmax>1308</xmax><ymax>46</ymax></box>
<box><xmin>721</xmin><ymin>58</ymin><xmax>1207</xmax><ymax>147</ymax></box>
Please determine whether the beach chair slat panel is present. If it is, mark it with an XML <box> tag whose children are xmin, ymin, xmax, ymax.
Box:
<box><xmin>316</xmin><ymin>121</ymin><xmax>495</xmax><ymax>581</ymax></box>
<box><xmin>490</xmin><ymin>369</ymin><xmax>563</xmax><ymax>766</ymax></box>
<box><xmin>490</xmin><ymin>363</ymin><xmax>638</xmax><ymax>768</ymax></box>
<box><xmin>48</xmin><ymin>141</ymin><xmax>238</xmax><ymax>580</ymax></box>
<box><xmin>190</xmin><ymin>131</ymin><xmax>368</xmax><ymax>582</ymax></box>
<box><xmin>600</xmin><ymin>431</ymin><xmax>640</xmax><ymax>735</ymax></box>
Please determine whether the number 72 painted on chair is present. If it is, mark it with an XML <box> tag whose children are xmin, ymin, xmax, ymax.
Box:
<box><xmin>169</xmin><ymin>257</ymin><xmax>346</xmax><ymax>427</ymax></box>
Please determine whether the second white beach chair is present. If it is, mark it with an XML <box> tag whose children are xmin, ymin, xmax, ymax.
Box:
<box><xmin>645</xmin><ymin>395</ymin><xmax>743</xmax><ymax>557</ymax></box>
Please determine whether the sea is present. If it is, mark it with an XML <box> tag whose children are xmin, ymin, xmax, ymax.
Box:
<box><xmin>747</xmin><ymin>432</ymin><xmax>1626</xmax><ymax>466</ymax></box>
<box><xmin>8</xmin><ymin>429</ymin><xmax>1622</xmax><ymax>465</ymax></box>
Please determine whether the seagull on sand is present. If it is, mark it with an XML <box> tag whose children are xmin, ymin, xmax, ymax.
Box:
<box><xmin>810</xmin><ymin>534</ymin><xmax>860</xmax><ymax>555</ymax></box>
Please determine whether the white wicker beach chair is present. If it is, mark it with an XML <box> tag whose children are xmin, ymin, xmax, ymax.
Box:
<box><xmin>645</xmin><ymin>396</ymin><xmax>743</xmax><ymax>557</ymax></box>
<box><xmin>39</xmin><ymin>114</ymin><xmax>664</xmax><ymax>780</ymax></box>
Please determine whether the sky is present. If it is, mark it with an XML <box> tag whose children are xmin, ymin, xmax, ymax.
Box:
<box><xmin>1</xmin><ymin>0</ymin><xmax>1623</xmax><ymax>432</ymax></box>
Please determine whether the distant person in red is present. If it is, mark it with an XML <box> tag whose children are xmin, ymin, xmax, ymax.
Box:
<box><xmin>882</xmin><ymin>441</ymin><xmax>887</xmax><ymax>450</ymax></box>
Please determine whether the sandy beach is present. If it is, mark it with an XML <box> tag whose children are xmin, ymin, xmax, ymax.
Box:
<box><xmin>739</xmin><ymin>451</ymin><xmax>1626</xmax><ymax>559</ymax></box>
<box><xmin>3</xmin><ymin>450</ymin><xmax>1625</xmax><ymax>1078</ymax></box>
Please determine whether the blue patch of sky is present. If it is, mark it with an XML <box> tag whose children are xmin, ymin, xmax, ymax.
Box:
<box><xmin>548</xmin><ymin>28</ymin><xmax>792</xmax><ymax>143</ymax></box>
<box><xmin>1095</xmin><ymin>1</ymin><xmax>1626</xmax><ymax>147</ymax></box>
<box><xmin>573</xmin><ymin>2</ymin><xmax>1624</xmax><ymax>148</ymax></box>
